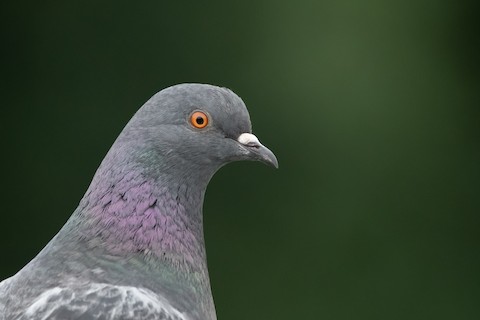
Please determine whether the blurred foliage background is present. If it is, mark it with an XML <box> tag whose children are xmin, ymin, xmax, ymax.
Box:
<box><xmin>1</xmin><ymin>1</ymin><xmax>479</xmax><ymax>319</ymax></box>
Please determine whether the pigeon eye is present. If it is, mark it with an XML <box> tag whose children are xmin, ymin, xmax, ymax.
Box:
<box><xmin>190</xmin><ymin>111</ymin><xmax>209</xmax><ymax>129</ymax></box>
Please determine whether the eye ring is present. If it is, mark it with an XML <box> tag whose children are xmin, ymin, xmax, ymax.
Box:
<box><xmin>190</xmin><ymin>111</ymin><xmax>209</xmax><ymax>129</ymax></box>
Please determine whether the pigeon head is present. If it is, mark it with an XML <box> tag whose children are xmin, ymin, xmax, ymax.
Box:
<box><xmin>116</xmin><ymin>83</ymin><xmax>278</xmax><ymax>182</ymax></box>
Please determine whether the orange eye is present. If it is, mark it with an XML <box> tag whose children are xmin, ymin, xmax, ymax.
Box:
<box><xmin>190</xmin><ymin>111</ymin><xmax>209</xmax><ymax>129</ymax></box>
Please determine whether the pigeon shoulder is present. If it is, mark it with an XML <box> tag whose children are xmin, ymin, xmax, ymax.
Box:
<box><xmin>0</xmin><ymin>276</ymin><xmax>14</xmax><ymax>319</ymax></box>
<box><xmin>6</xmin><ymin>282</ymin><xmax>189</xmax><ymax>320</ymax></box>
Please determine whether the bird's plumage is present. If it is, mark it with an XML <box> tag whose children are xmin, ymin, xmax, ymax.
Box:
<box><xmin>0</xmin><ymin>84</ymin><xmax>277</xmax><ymax>320</ymax></box>
<box><xmin>14</xmin><ymin>284</ymin><xmax>186</xmax><ymax>320</ymax></box>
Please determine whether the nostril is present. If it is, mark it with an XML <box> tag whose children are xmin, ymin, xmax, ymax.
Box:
<box><xmin>246</xmin><ymin>142</ymin><xmax>260</xmax><ymax>148</ymax></box>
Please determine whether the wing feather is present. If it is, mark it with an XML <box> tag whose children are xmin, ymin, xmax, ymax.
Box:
<box><xmin>20</xmin><ymin>283</ymin><xmax>188</xmax><ymax>320</ymax></box>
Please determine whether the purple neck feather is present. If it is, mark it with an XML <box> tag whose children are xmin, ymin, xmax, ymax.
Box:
<box><xmin>76</xmin><ymin>155</ymin><xmax>210</xmax><ymax>274</ymax></box>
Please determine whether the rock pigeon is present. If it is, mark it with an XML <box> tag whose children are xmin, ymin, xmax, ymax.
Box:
<box><xmin>0</xmin><ymin>84</ymin><xmax>278</xmax><ymax>320</ymax></box>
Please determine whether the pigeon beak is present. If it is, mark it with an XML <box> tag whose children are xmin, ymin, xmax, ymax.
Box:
<box><xmin>237</xmin><ymin>133</ymin><xmax>279</xmax><ymax>168</ymax></box>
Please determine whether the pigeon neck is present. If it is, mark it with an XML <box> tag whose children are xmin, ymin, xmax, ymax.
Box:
<box><xmin>57</xmin><ymin>145</ymin><xmax>218</xmax><ymax>320</ymax></box>
<box><xmin>77</xmin><ymin>150</ymin><xmax>213</xmax><ymax>275</ymax></box>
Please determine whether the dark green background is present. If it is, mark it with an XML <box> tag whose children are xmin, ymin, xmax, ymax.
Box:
<box><xmin>1</xmin><ymin>1</ymin><xmax>479</xmax><ymax>319</ymax></box>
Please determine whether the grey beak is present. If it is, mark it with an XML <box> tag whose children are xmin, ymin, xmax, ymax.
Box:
<box><xmin>237</xmin><ymin>133</ymin><xmax>279</xmax><ymax>169</ymax></box>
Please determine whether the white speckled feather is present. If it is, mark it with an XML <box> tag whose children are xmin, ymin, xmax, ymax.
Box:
<box><xmin>23</xmin><ymin>283</ymin><xmax>188</xmax><ymax>320</ymax></box>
